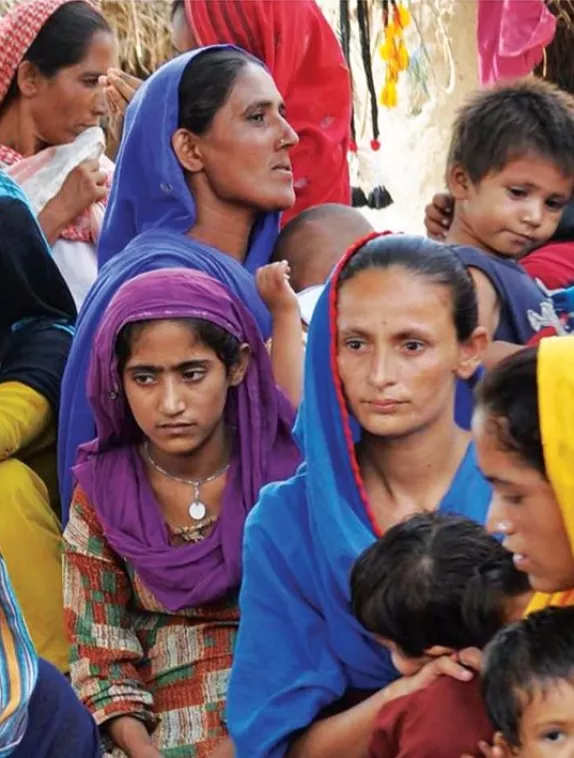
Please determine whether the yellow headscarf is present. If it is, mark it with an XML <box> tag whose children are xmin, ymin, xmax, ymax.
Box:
<box><xmin>525</xmin><ymin>336</ymin><xmax>574</xmax><ymax>614</ymax></box>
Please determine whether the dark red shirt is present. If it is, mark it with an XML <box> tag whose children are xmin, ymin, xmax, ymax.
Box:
<box><xmin>522</xmin><ymin>242</ymin><xmax>574</xmax><ymax>290</ymax></box>
<box><xmin>370</xmin><ymin>676</ymin><xmax>494</xmax><ymax>758</ymax></box>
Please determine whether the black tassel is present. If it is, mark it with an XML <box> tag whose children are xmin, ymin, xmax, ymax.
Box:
<box><xmin>352</xmin><ymin>186</ymin><xmax>369</xmax><ymax>207</ymax></box>
<box><xmin>368</xmin><ymin>185</ymin><xmax>394</xmax><ymax>209</ymax></box>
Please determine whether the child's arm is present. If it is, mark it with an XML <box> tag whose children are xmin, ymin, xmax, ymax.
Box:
<box><xmin>256</xmin><ymin>262</ymin><xmax>303</xmax><ymax>407</ymax></box>
<box><xmin>468</xmin><ymin>268</ymin><xmax>523</xmax><ymax>370</ymax></box>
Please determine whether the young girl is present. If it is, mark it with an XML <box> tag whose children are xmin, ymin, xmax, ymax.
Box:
<box><xmin>63</xmin><ymin>268</ymin><xmax>300</xmax><ymax>757</ymax></box>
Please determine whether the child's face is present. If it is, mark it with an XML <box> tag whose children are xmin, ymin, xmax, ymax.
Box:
<box><xmin>451</xmin><ymin>153</ymin><xmax>573</xmax><ymax>258</ymax></box>
<box><xmin>511</xmin><ymin>680</ymin><xmax>574</xmax><ymax>757</ymax></box>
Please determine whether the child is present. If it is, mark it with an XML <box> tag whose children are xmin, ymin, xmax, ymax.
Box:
<box><xmin>481</xmin><ymin>606</ymin><xmax>574</xmax><ymax>758</ymax></box>
<box><xmin>444</xmin><ymin>79</ymin><xmax>574</xmax><ymax>362</ymax></box>
<box><xmin>350</xmin><ymin>512</ymin><xmax>532</xmax><ymax>758</ymax></box>
<box><xmin>257</xmin><ymin>204</ymin><xmax>374</xmax><ymax>394</ymax></box>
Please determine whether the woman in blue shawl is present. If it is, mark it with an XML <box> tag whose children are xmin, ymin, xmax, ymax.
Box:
<box><xmin>58</xmin><ymin>45</ymin><xmax>298</xmax><ymax>517</ymax></box>
<box><xmin>226</xmin><ymin>234</ymin><xmax>494</xmax><ymax>758</ymax></box>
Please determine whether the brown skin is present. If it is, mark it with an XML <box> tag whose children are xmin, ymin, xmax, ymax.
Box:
<box><xmin>287</xmin><ymin>269</ymin><xmax>487</xmax><ymax>758</ymax></box>
<box><xmin>172</xmin><ymin>62</ymin><xmax>299</xmax><ymax>263</ymax></box>
<box><xmin>171</xmin><ymin>4</ymin><xmax>199</xmax><ymax>53</ymax></box>
<box><xmin>337</xmin><ymin>267</ymin><xmax>486</xmax><ymax>532</ymax></box>
<box><xmin>473</xmin><ymin>409</ymin><xmax>574</xmax><ymax>595</ymax></box>
<box><xmin>446</xmin><ymin>155</ymin><xmax>572</xmax><ymax>260</ymax></box>
<box><xmin>0</xmin><ymin>30</ymin><xmax>117</xmax><ymax>243</ymax></box>
<box><xmin>109</xmin><ymin>319</ymin><xmax>249</xmax><ymax>757</ymax></box>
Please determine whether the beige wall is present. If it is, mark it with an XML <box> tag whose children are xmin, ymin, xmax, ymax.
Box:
<box><xmin>318</xmin><ymin>0</ymin><xmax>479</xmax><ymax>233</ymax></box>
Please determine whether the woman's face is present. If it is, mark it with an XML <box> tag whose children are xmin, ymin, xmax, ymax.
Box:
<box><xmin>336</xmin><ymin>267</ymin><xmax>484</xmax><ymax>439</ymax></box>
<box><xmin>171</xmin><ymin>5</ymin><xmax>198</xmax><ymax>53</ymax></box>
<box><xmin>176</xmin><ymin>61</ymin><xmax>299</xmax><ymax>213</ymax></box>
<box><xmin>473</xmin><ymin>409</ymin><xmax>574</xmax><ymax>594</ymax></box>
<box><xmin>23</xmin><ymin>30</ymin><xmax>116</xmax><ymax>146</ymax></box>
<box><xmin>121</xmin><ymin>320</ymin><xmax>248</xmax><ymax>458</ymax></box>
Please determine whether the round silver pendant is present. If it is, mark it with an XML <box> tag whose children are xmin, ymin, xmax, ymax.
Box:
<box><xmin>188</xmin><ymin>500</ymin><xmax>207</xmax><ymax>521</ymax></box>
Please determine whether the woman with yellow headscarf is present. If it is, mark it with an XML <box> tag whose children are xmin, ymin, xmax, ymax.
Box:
<box><xmin>473</xmin><ymin>336</ymin><xmax>574</xmax><ymax>612</ymax></box>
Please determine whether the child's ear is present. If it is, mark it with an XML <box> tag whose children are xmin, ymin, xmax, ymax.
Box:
<box><xmin>447</xmin><ymin>162</ymin><xmax>472</xmax><ymax>201</ymax></box>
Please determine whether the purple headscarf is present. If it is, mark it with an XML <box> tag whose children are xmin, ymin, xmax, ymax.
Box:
<box><xmin>73</xmin><ymin>268</ymin><xmax>300</xmax><ymax>611</ymax></box>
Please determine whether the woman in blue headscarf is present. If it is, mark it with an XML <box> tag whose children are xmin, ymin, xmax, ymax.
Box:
<box><xmin>226</xmin><ymin>234</ymin><xmax>494</xmax><ymax>758</ymax></box>
<box><xmin>59</xmin><ymin>45</ymin><xmax>299</xmax><ymax>518</ymax></box>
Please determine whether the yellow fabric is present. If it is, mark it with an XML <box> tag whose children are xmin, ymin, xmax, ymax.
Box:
<box><xmin>526</xmin><ymin>336</ymin><xmax>574</xmax><ymax>615</ymax></box>
<box><xmin>0</xmin><ymin>458</ymin><xmax>68</xmax><ymax>672</ymax></box>
<box><xmin>0</xmin><ymin>382</ymin><xmax>51</xmax><ymax>461</ymax></box>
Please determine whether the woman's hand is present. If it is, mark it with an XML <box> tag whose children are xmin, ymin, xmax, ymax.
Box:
<box><xmin>385</xmin><ymin>651</ymin><xmax>475</xmax><ymax>703</ymax></box>
<box><xmin>424</xmin><ymin>192</ymin><xmax>454</xmax><ymax>240</ymax></box>
<box><xmin>256</xmin><ymin>261</ymin><xmax>299</xmax><ymax>317</ymax></box>
<box><xmin>38</xmin><ymin>159</ymin><xmax>108</xmax><ymax>244</ymax></box>
<box><xmin>101</xmin><ymin>68</ymin><xmax>142</xmax><ymax>143</ymax></box>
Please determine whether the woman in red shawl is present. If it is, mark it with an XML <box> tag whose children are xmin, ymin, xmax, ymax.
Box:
<box><xmin>0</xmin><ymin>0</ymin><xmax>116</xmax><ymax>308</ymax></box>
<box><xmin>172</xmin><ymin>0</ymin><xmax>352</xmax><ymax>224</ymax></box>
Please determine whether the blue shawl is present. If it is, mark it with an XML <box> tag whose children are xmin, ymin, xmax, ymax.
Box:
<box><xmin>98</xmin><ymin>46</ymin><xmax>279</xmax><ymax>271</ymax></box>
<box><xmin>226</xmin><ymin>244</ymin><xmax>493</xmax><ymax>758</ymax></box>
<box><xmin>58</xmin><ymin>231</ymin><xmax>272</xmax><ymax>522</ymax></box>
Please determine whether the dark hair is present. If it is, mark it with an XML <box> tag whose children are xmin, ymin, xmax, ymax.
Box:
<box><xmin>115</xmin><ymin>318</ymin><xmax>242</xmax><ymax>375</ymax></box>
<box><xmin>338</xmin><ymin>234</ymin><xmax>478</xmax><ymax>342</ymax></box>
<box><xmin>350</xmin><ymin>512</ymin><xmax>530</xmax><ymax>658</ymax></box>
<box><xmin>2</xmin><ymin>1</ymin><xmax>112</xmax><ymax>109</ymax></box>
<box><xmin>447</xmin><ymin>78</ymin><xmax>574</xmax><ymax>183</ymax></box>
<box><xmin>474</xmin><ymin>347</ymin><xmax>544</xmax><ymax>475</ymax></box>
<box><xmin>178</xmin><ymin>48</ymin><xmax>262</xmax><ymax>134</ymax></box>
<box><xmin>482</xmin><ymin>606</ymin><xmax>574</xmax><ymax>747</ymax></box>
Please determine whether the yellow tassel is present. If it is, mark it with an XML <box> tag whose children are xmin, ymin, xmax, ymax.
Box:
<box><xmin>379</xmin><ymin>39</ymin><xmax>392</xmax><ymax>62</ymax></box>
<box><xmin>380</xmin><ymin>80</ymin><xmax>398</xmax><ymax>108</ymax></box>
<box><xmin>397</xmin><ymin>4</ymin><xmax>411</xmax><ymax>28</ymax></box>
<box><xmin>397</xmin><ymin>40</ymin><xmax>409</xmax><ymax>71</ymax></box>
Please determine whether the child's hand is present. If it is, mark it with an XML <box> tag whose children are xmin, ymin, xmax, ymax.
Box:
<box><xmin>256</xmin><ymin>261</ymin><xmax>299</xmax><ymax>316</ymax></box>
<box><xmin>461</xmin><ymin>733</ymin><xmax>510</xmax><ymax>758</ymax></box>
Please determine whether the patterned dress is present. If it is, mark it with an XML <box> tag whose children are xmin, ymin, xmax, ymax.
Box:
<box><xmin>63</xmin><ymin>487</ymin><xmax>239</xmax><ymax>758</ymax></box>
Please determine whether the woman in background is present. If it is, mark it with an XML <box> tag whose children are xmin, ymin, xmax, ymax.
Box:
<box><xmin>171</xmin><ymin>0</ymin><xmax>352</xmax><ymax>223</ymax></box>
<box><xmin>0</xmin><ymin>171</ymin><xmax>76</xmax><ymax>673</ymax></box>
<box><xmin>0</xmin><ymin>0</ymin><xmax>116</xmax><ymax>307</ymax></box>
<box><xmin>59</xmin><ymin>46</ymin><xmax>300</xmax><ymax>518</ymax></box>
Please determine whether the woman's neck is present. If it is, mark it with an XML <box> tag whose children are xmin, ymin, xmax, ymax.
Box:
<box><xmin>145</xmin><ymin>421</ymin><xmax>232</xmax><ymax>482</ymax></box>
<box><xmin>187</xmin><ymin>187</ymin><xmax>257</xmax><ymax>263</ymax></box>
<box><xmin>0</xmin><ymin>103</ymin><xmax>42</xmax><ymax>157</ymax></box>
<box><xmin>358</xmin><ymin>413</ymin><xmax>470</xmax><ymax>531</ymax></box>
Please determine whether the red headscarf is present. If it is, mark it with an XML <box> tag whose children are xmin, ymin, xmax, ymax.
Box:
<box><xmin>185</xmin><ymin>0</ymin><xmax>352</xmax><ymax>224</ymax></box>
<box><xmin>0</xmin><ymin>0</ymin><xmax>111</xmax><ymax>244</ymax></box>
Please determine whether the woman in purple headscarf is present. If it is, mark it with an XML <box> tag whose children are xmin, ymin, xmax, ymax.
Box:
<box><xmin>62</xmin><ymin>267</ymin><xmax>299</xmax><ymax>758</ymax></box>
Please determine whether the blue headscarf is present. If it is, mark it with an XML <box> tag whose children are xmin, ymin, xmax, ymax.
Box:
<box><xmin>98</xmin><ymin>46</ymin><xmax>279</xmax><ymax>270</ymax></box>
<box><xmin>226</xmin><ymin>234</ymin><xmax>493</xmax><ymax>758</ymax></box>
<box><xmin>58</xmin><ymin>231</ymin><xmax>272</xmax><ymax>522</ymax></box>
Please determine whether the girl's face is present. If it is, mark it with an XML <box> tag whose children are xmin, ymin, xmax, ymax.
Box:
<box><xmin>473</xmin><ymin>409</ymin><xmax>574</xmax><ymax>594</ymax></box>
<box><xmin>173</xmin><ymin>62</ymin><xmax>299</xmax><ymax>213</ymax></box>
<box><xmin>121</xmin><ymin>320</ymin><xmax>248</xmax><ymax>458</ymax></box>
<box><xmin>336</xmin><ymin>267</ymin><xmax>485</xmax><ymax>439</ymax></box>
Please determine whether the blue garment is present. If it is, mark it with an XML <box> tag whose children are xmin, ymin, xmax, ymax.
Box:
<box><xmin>11</xmin><ymin>659</ymin><xmax>101</xmax><ymax>758</ymax></box>
<box><xmin>453</xmin><ymin>245</ymin><xmax>549</xmax><ymax>343</ymax></box>
<box><xmin>98</xmin><ymin>46</ymin><xmax>279</xmax><ymax>271</ymax></box>
<box><xmin>226</xmin><ymin>276</ymin><xmax>493</xmax><ymax>758</ymax></box>
<box><xmin>58</xmin><ymin>231</ymin><xmax>272</xmax><ymax>522</ymax></box>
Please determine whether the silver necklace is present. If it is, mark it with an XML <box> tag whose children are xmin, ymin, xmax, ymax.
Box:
<box><xmin>143</xmin><ymin>441</ymin><xmax>230</xmax><ymax>522</ymax></box>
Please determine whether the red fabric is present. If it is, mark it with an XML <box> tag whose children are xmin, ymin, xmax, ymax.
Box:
<box><xmin>0</xmin><ymin>0</ymin><xmax>78</xmax><ymax>103</ymax></box>
<box><xmin>521</xmin><ymin>241</ymin><xmax>574</xmax><ymax>290</ymax></box>
<box><xmin>0</xmin><ymin>0</ymin><xmax>110</xmax><ymax>244</ymax></box>
<box><xmin>370</xmin><ymin>676</ymin><xmax>494</xmax><ymax>758</ymax></box>
<box><xmin>186</xmin><ymin>0</ymin><xmax>352</xmax><ymax>224</ymax></box>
